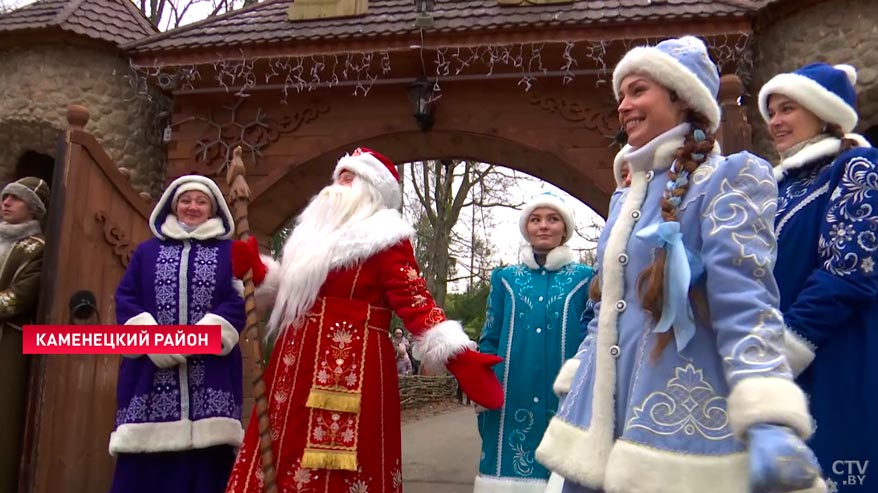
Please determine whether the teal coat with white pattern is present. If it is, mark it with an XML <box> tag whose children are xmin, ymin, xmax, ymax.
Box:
<box><xmin>476</xmin><ymin>245</ymin><xmax>593</xmax><ymax>493</ymax></box>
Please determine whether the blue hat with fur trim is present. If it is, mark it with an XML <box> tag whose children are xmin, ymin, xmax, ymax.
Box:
<box><xmin>758</xmin><ymin>63</ymin><xmax>858</xmax><ymax>133</ymax></box>
<box><xmin>613</xmin><ymin>36</ymin><xmax>721</xmax><ymax>132</ymax></box>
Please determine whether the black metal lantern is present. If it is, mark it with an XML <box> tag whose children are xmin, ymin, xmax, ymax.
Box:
<box><xmin>407</xmin><ymin>77</ymin><xmax>435</xmax><ymax>132</ymax></box>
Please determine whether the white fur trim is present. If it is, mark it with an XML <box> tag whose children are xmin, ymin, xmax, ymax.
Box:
<box><xmin>727</xmin><ymin>377</ymin><xmax>813</xmax><ymax>440</ymax></box>
<box><xmin>536</xmin><ymin>417</ymin><xmax>608</xmax><ymax>488</ymax></box>
<box><xmin>759</xmin><ymin>73</ymin><xmax>858</xmax><ymax>133</ymax></box>
<box><xmin>542</xmin><ymin>171</ymin><xmax>652</xmax><ymax>485</ymax></box>
<box><xmin>835</xmin><ymin>64</ymin><xmax>857</xmax><ymax>85</ymax></box>
<box><xmin>172</xmin><ymin>182</ymin><xmax>217</xmax><ymax>211</ymax></box>
<box><xmin>327</xmin><ymin>208</ymin><xmax>414</xmax><ymax>271</ymax></box>
<box><xmin>122</xmin><ymin>311</ymin><xmax>157</xmax><ymax>359</ymax></box>
<box><xmin>151</xmin><ymin>175</ymin><xmax>235</xmax><ymax>240</ymax></box>
<box><xmin>196</xmin><ymin>312</ymin><xmax>239</xmax><ymax>356</ymax></box>
<box><xmin>109</xmin><ymin>417</ymin><xmax>243</xmax><ymax>455</ymax></box>
<box><xmin>613</xmin><ymin>47</ymin><xmax>721</xmax><ymax>132</ymax></box>
<box><xmin>546</xmin><ymin>472</ymin><xmax>564</xmax><ymax>493</ymax></box>
<box><xmin>612</xmin><ymin>124</ymin><xmax>721</xmax><ymax>187</ymax></box>
<box><xmin>255</xmin><ymin>254</ymin><xmax>281</xmax><ymax>309</ymax></box>
<box><xmin>783</xmin><ymin>328</ymin><xmax>816</xmax><ymax>378</ymax></box>
<box><xmin>553</xmin><ymin>358</ymin><xmax>580</xmax><ymax>398</ymax></box>
<box><xmin>775</xmin><ymin>134</ymin><xmax>872</xmax><ymax>181</ymax></box>
<box><xmin>191</xmin><ymin>417</ymin><xmax>244</xmax><ymax>449</ymax></box>
<box><xmin>519</xmin><ymin>195</ymin><xmax>576</xmax><ymax>244</ymax></box>
<box><xmin>605</xmin><ymin>439</ymin><xmax>747</xmax><ymax>493</ymax></box>
<box><xmin>473</xmin><ymin>474</ymin><xmax>548</xmax><ymax>493</ymax></box>
<box><xmin>232</xmin><ymin>278</ymin><xmax>244</xmax><ymax>298</ymax></box>
<box><xmin>411</xmin><ymin>319</ymin><xmax>476</xmax><ymax>373</ymax></box>
<box><xmin>159</xmin><ymin>215</ymin><xmax>227</xmax><ymax>241</ymax></box>
<box><xmin>333</xmin><ymin>153</ymin><xmax>401</xmax><ymax>209</ymax></box>
<box><xmin>519</xmin><ymin>245</ymin><xmax>576</xmax><ymax>272</ymax></box>
<box><xmin>124</xmin><ymin>311</ymin><xmax>158</xmax><ymax>325</ymax></box>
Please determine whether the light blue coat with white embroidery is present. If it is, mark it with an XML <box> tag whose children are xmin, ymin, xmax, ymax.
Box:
<box><xmin>535</xmin><ymin>124</ymin><xmax>816</xmax><ymax>493</ymax></box>
<box><xmin>476</xmin><ymin>245</ymin><xmax>593</xmax><ymax>493</ymax></box>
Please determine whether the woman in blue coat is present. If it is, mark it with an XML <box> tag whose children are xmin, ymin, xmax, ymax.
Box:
<box><xmin>109</xmin><ymin>175</ymin><xmax>245</xmax><ymax>493</ymax></box>
<box><xmin>475</xmin><ymin>192</ymin><xmax>594</xmax><ymax>493</ymax></box>
<box><xmin>536</xmin><ymin>36</ymin><xmax>822</xmax><ymax>493</ymax></box>
<box><xmin>759</xmin><ymin>62</ymin><xmax>878</xmax><ymax>493</ymax></box>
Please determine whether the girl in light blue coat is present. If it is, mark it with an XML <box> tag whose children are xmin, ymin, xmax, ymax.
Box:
<box><xmin>536</xmin><ymin>36</ymin><xmax>823</xmax><ymax>493</ymax></box>
<box><xmin>476</xmin><ymin>192</ymin><xmax>594</xmax><ymax>493</ymax></box>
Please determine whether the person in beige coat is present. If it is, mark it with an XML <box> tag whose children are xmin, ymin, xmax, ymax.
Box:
<box><xmin>0</xmin><ymin>176</ymin><xmax>49</xmax><ymax>492</ymax></box>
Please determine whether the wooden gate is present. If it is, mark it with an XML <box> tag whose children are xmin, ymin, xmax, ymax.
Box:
<box><xmin>21</xmin><ymin>105</ymin><xmax>155</xmax><ymax>493</ymax></box>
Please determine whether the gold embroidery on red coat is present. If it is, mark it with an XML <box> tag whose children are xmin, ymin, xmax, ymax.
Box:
<box><xmin>400</xmin><ymin>264</ymin><xmax>429</xmax><ymax>307</ymax></box>
<box><xmin>425</xmin><ymin>306</ymin><xmax>445</xmax><ymax>327</ymax></box>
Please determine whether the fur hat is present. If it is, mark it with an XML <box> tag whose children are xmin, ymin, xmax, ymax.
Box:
<box><xmin>519</xmin><ymin>192</ymin><xmax>575</xmax><ymax>245</ymax></box>
<box><xmin>333</xmin><ymin>147</ymin><xmax>401</xmax><ymax>209</ymax></box>
<box><xmin>150</xmin><ymin>174</ymin><xmax>235</xmax><ymax>240</ymax></box>
<box><xmin>613</xmin><ymin>36</ymin><xmax>721</xmax><ymax>132</ymax></box>
<box><xmin>758</xmin><ymin>63</ymin><xmax>859</xmax><ymax>133</ymax></box>
<box><xmin>2</xmin><ymin>176</ymin><xmax>50</xmax><ymax>218</ymax></box>
<box><xmin>172</xmin><ymin>181</ymin><xmax>217</xmax><ymax>212</ymax></box>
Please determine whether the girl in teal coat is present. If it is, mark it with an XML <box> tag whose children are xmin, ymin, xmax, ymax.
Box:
<box><xmin>476</xmin><ymin>192</ymin><xmax>594</xmax><ymax>493</ymax></box>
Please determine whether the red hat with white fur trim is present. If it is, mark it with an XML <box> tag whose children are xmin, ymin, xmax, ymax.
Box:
<box><xmin>333</xmin><ymin>147</ymin><xmax>402</xmax><ymax>208</ymax></box>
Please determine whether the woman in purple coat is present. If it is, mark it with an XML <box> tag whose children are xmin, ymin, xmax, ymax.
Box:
<box><xmin>109</xmin><ymin>175</ymin><xmax>245</xmax><ymax>493</ymax></box>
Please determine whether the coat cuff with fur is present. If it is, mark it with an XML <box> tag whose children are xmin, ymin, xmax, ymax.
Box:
<box><xmin>122</xmin><ymin>312</ymin><xmax>158</xmax><ymax>359</ymax></box>
<box><xmin>727</xmin><ymin>376</ymin><xmax>813</xmax><ymax>441</ymax></box>
<box><xmin>412</xmin><ymin>320</ymin><xmax>476</xmax><ymax>374</ymax></box>
<box><xmin>195</xmin><ymin>313</ymin><xmax>239</xmax><ymax>356</ymax></box>
<box><xmin>553</xmin><ymin>358</ymin><xmax>580</xmax><ymax>398</ymax></box>
<box><xmin>783</xmin><ymin>328</ymin><xmax>816</xmax><ymax>378</ymax></box>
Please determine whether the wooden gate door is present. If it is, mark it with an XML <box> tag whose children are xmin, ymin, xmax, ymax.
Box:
<box><xmin>22</xmin><ymin>105</ymin><xmax>155</xmax><ymax>493</ymax></box>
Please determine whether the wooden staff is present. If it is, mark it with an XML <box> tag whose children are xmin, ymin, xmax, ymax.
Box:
<box><xmin>226</xmin><ymin>146</ymin><xmax>278</xmax><ymax>493</ymax></box>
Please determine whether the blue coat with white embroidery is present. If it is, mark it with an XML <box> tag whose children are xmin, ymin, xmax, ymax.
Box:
<box><xmin>109</xmin><ymin>176</ymin><xmax>245</xmax><ymax>455</ymax></box>
<box><xmin>476</xmin><ymin>245</ymin><xmax>593</xmax><ymax>491</ymax></box>
<box><xmin>535</xmin><ymin>124</ymin><xmax>815</xmax><ymax>493</ymax></box>
<box><xmin>773</xmin><ymin>136</ymin><xmax>878</xmax><ymax>493</ymax></box>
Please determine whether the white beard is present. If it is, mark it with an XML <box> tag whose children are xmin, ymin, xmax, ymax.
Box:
<box><xmin>267</xmin><ymin>178</ymin><xmax>384</xmax><ymax>337</ymax></box>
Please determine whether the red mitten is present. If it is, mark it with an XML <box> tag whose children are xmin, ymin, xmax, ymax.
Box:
<box><xmin>231</xmin><ymin>237</ymin><xmax>266</xmax><ymax>285</ymax></box>
<box><xmin>446</xmin><ymin>349</ymin><xmax>504</xmax><ymax>410</ymax></box>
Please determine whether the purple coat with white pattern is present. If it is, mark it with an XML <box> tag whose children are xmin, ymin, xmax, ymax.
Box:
<box><xmin>109</xmin><ymin>175</ymin><xmax>245</xmax><ymax>455</ymax></box>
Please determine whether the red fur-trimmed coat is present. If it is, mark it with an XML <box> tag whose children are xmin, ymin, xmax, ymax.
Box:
<box><xmin>227</xmin><ymin>209</ymin><xmax>471</xmax><ymax>493</ymax></box>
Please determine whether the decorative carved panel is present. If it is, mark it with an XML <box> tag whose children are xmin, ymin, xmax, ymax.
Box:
<box><xmin>95</xmin><ymin>211</ymin><xmax>135</xmax><ymax>268</ymax></box>
<box><xmin>186</xmin><ymin>99</ymin><xmax>331</xmax><ymax>174</ymax></box>
<box><xmin>528</xmin><ymin>93</ymin><xmax>617</xmax><ymax>137</ymax></box>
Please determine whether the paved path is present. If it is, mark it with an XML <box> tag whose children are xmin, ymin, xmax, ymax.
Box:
<box><xmin>402</xmin><ymin>406</ymin><xmax>480</xmax><ymax>493</ymax></box>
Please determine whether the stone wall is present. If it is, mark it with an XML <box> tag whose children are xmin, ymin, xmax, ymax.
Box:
<box><xmin>748</xmin><ymin>0</ymin><xmax>878</xmax><ymax>161</ymax></box>
<box><xmin>0</xmin><ymin>43</ymin><xmax>169</xmax><ymax>196</ymax></box>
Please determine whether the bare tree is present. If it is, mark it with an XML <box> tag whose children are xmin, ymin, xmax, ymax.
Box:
<box><xmin>138</xmin><ymin>0</ymin><xmax>248</xmax><ymax>30</ymax></box>
<box><xmin>405</xmin><ymin>159</ymin><xmax>526</xmax><ymax>307</ymax></box>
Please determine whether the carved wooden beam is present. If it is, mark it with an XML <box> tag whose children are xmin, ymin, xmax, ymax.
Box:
<box><xmin>528</xmin><ymin>92</ymin><xmax>617</xmax><ymax>137</ymax></box>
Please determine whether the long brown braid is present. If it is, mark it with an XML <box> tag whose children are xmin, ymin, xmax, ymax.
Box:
<box><xmin>826</xmin><ymin>123</ymin><xmax>861</xmax><ymax>155</ymax></box>
<box><xmin>586</xmin><ymin>111</ymin><xmax>714</xmax><ymax>358</ymax></box>
<box><xmin>637</xmin><ymin>111</ymin><xmax>716</xmax><ymax>358</ymax></box>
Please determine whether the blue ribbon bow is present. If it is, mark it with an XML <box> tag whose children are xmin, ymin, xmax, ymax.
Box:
<box><xmin>635</xmin><ymin>221</ymin><xmax>705</xmax><ymax>352</ymax></box>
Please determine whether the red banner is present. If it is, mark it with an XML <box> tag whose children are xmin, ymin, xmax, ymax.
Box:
<box><xmin>22</xmin><ymin>325</ymin><xmax>222</xmax><ymax>355</ymax></box>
